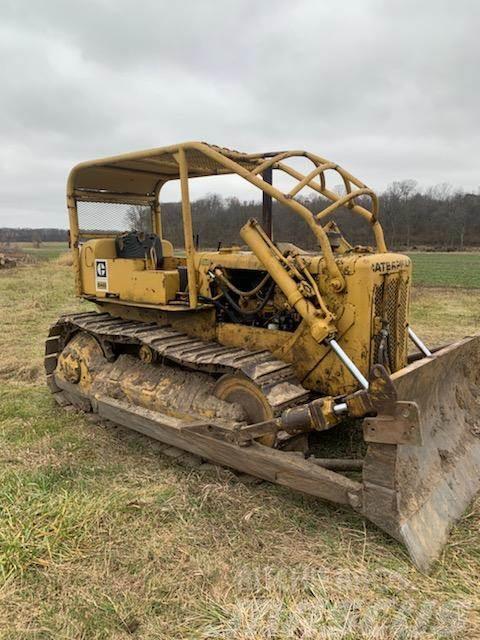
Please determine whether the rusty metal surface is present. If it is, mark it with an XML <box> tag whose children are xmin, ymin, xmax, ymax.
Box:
<box><xmin>48</xmin><ymin>311</ymin><xmax>310</xmax><ymax>416</ymax></box>
<box><xmin>363</xmin><ymin>402</ymin><xmax>421</xmax><ymax>445</ymax></box>
<box><xmin>44</xmin><ymin>314</ymin><xmax>364</xmax><ymax>513</ymax></box>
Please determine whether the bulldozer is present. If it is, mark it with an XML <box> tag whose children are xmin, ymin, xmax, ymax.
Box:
<box><xmin>45</xmin><ymin>142</ymin><xmax>480</xmax><ymax>571</ymax></box>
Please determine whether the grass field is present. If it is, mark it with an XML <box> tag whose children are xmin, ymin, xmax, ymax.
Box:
<box><xmin>18</xmin><ymin>242</ymin><xmax>69</xmax><ymax>262</ymax></box>
<box><xmin>407</xmin><ymin>252</ymin><xmax>480</xmax><ymax>289</ymax></box>
<box><xmin>1</xmin><ymin>257</ymin><xmax>480</xmax><ymax>638</ymax></box>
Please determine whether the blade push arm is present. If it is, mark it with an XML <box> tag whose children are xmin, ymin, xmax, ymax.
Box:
<box><xmin>240</xmin><ymin>218</ymin><xmax>370</xmax><ymax>400</ymax></box>
<box><xmin>240</xmin><ymin>218</ymin><xmax>336</xmax><ymax>343</ymax></box>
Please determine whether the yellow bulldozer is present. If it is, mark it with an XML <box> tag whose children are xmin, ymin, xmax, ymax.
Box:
<box><xmin>45</xmin><ymin>142</ymin><xmax>480</xmax><ymax>571</ymax></box>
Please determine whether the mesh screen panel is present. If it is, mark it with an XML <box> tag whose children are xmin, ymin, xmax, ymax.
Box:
<box><xmin>385</xmin><ymin>277</ymin><xmax>401</xmax><ymax>368</ymax></box>
<box><xmin>372</xmin><ymin>274</ymin><xmax>409</xmax><ymax>372</ymax></box>
<box><xmin>77</xmin><ymin>201</ymin><xmax>153</xmax><ymax>235</ymax></box>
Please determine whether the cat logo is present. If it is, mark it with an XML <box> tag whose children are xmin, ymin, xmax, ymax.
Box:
<box><xmin>95</xmin><ymin>259</ymin><xmax>108</xmax><ymax>291</ymax></box>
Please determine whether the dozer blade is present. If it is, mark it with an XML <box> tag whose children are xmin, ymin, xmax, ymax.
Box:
<box><xmin>363</xmin><ymin>336</ymin><xmax>480</xmax><ymax>571</ymax></box>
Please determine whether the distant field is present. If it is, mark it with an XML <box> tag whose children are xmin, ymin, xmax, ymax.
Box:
<box><xmin>407</xmin><ymin>251</ymin><xmax>480</xmax><ymax>288</ymax></box>
<box><xmin>17</xmin><ymin>241</ymin><xmax>68</xmax><ymax>261</ymax></box>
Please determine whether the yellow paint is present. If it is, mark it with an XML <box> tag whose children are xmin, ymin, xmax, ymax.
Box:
<box><xmin>80</xmin><ymin>239</ymin><xmax>179</xmax><ymax>305</ymax></box>
<box><xmin>67</xmin><ymin>141</ymin><xmax>412</xmax><ymax>400</ymax></box>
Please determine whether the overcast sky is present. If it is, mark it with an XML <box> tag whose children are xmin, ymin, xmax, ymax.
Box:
<box><xmin>1</xmin><ymin>0</ymin><xmax>479</xmax><ymax>228</ymax></box>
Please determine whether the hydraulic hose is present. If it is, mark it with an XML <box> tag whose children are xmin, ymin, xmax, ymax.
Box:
<box><xmin>214</xmin><ymin>268</ymin><xmax>271</xmax><ymax>298</ymax></box>
<box><xmin>198</xmin><ymin>295</ymin><xmax>242</xmax><ymax>323</ymax></box>
<box><xmin>218</xmin><ymin>278</ymin><xmax>276</xmax><ymax>317</ymax></box>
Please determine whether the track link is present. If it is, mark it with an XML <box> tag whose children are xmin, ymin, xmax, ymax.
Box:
<box><xmin>45</xmin><ymin>311</ymin><xmax>310</xmax><ymax>415</ymax></box>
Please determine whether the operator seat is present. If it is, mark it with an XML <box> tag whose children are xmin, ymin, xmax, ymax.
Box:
<box><xmin>115</xmin><ymin>231</ymin><xmax>165</xmax><ymax>268</ymax></box>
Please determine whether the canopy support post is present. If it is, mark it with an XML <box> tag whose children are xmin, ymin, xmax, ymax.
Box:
<box><xmin>177</xmin><ymin>147</ymin><xmax>198</xmax><ymax>309</ymax></box>
<box><xmin>262</xmin><ymin>167</ymin><xmax>273</xmax><ymax>239</ymax></box>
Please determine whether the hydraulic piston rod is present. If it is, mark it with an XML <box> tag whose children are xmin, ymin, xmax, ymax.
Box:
<box><xmin>327</xmin><ymin>338</ymin><xmax>369</xmax><ymax>390</ymax></box>
<box><xmin>408</xmin><ymin>327</ymin><xmax>432</xmax><ymax>357</ymax></box>
<box><xmin>326</xmin><ymin>338</ymin><xmax>369</xmax><ymax>416</ymax></box>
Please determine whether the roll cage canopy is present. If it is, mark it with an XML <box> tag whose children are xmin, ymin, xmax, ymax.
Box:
<box><xmin>67</xmin><ymin>141</ymin><xmax>387</xmax><ymax>303</ymax></box>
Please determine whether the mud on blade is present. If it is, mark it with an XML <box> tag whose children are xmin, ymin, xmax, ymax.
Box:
<box><xmin>363</xmin><ymin>336</ymin><xmax>480</xmax><ymax>572</ymax></box>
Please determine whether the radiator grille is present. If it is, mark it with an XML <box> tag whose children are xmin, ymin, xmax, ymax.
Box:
<box><xmin>372</xmin><ymin>274</ymin><xmax>409</xmax><ymax>371</ymax></box>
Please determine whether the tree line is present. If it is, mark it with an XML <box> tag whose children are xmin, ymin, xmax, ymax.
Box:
<box><xmin>161</xmin><ymin>181</ymin><xmax>480</xmax><ymax>250</ymax></box>
<box><xmin>0</xmin><ymin>227</ymin><xmax>67</xmax><ymax>244</ymax></box>
<box><xmin>2</xmin><ymin>181</ymin><xmax>479</xmax><ymax>250</ymax></box>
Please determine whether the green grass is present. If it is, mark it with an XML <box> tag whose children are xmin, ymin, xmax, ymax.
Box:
<box><xmin>1</xmin><ymin>258</ymin><xmax>480</xmax><ymax>637</ymax></box>
<box><xmin>408</xmin><ymin>251</ymin><xmax>480</xmax><ymax>288</ymax></box>
<box><xmin>20</xmin><ymin>242</ymin><xmax>69</xmax><ymax>261</ymax></box>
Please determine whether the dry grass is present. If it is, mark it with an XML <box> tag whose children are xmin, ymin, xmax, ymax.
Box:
<box><xmin>55</xmin><ymin>252</ymin><xmax>74</xmax><ymax>267</ymax></box>
<box><xmin>0</xmin><ymin>262</ymin><xmax>87</xmax><ymax>384</ymax></box>
<box><xmin>410</xmin><ymin>287</ymin><xmax>480</xmax><ymax>346</ymax></box>
<box><xmin>1</xmin><ymin>262</ymin><xmax>480</xmax><ymax>638</ymax></box>
<box><xmin>0</xmin><ymin>244</ymin><xmax>38</xmax><ymax>267</ymax></box>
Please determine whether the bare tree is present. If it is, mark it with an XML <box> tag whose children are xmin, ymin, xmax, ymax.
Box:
<box><xmin>32</xmin><ymin>230</ymin><xmax>42</xmax><ymax>248</ymax></box>
<box><xmin>124</xmin><ymin>206</ymin><xmax>151</xmax><ymax>233</ymax></box>
<box><xmin>385</xmin><ymin>180</ymin><xmax>418</xmax><ymax>249</ymax></box>
<box><xmin>2</xmin><ymin>187</ymin><xmax>480</xmax><ymax>250</ymax></box>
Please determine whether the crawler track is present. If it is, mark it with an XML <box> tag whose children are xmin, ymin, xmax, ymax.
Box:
<box><xmin>45</xmin><ymin>311</ymin><xmax>310</xmax><ymax>415</ymax></box>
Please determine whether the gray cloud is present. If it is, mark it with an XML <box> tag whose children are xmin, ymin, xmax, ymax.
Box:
<box><xmin>1</xmin><ymin>0</ymin><xmax>479</xmax><ymax>227</ymax></box>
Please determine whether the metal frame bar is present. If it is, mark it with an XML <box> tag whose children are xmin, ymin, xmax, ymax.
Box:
<box><xmin>262</xmin><ymin>167</ymin><xmax>273</xmax><ymax>239</ymax></box>
<box><xmin>188</xmin><ymin>144</ymin><xmax>347</xmax><ymax>290</ymax></box>
<box><xmin>288</xmin><ymin>162</ymin><xmax>338</xmax><ymax>197</ymax></box>
<box><xmin>316</xmin><ymin>188</ymin><xmax>378</xmax><ymax>221</ymax></box>
<box><xmin>176</xmin><ymin>147</ymin><xmax>198</xmax><ymax>309</ymax></box>
<box><xmin>74</xmin><ymin>191</ymin><xmax>154</xmax><ymax>206</ymax></box>
<box><xmin>276</xmin><ymin>159</ymin><xmax>386</xmax><ymax>251</ymax></box>
<box><xmin>408</xmin><ymin>327</ymin><xmax>432</xmax><ymax>357</ymax></box>
<box><xmin>67</xmin><ymin>141</ymin><xmax>389</xmax><ymax>300</ymax></box>
<box><xmin>327</xmin><ymin>338</ymin><xmax>369</xmax><ymax>390</ymax></box>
